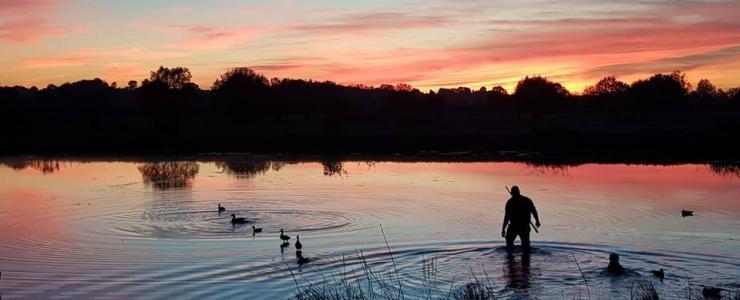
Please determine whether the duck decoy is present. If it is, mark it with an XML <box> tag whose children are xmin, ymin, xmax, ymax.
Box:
<box><xmin>280</xmin><ymin>229</ymin><xmax>291</xmax><ymax>242</ymax></box>
<box><xmin>702</xmin><ymin>286</ymin><xmax>722</xmax><ymax>298</ymax></box>
<box><xmin>650</xmin><ymin>268</ymin><xmax>664</xmax><ymax>281</ymax></box>
<box><xmin>252</xmin><ymin>226</ymin><xmax>262</xmax><ymax>234</ymax></box>
<box><xmin>231</xmin><ymin>214</ymin><xmax>247</xmax><ymax>224</ymax></box>
<box><xmin>682</xmin><ymin>209</ymin><xmax>694</xmax><ymax>217</ymax></box>
<box><xmin>295</xmin><ymin>235</ymin><xmax>302</xmax><ymax>250</ymax></box>
<box><xmin>218</xmin><ymin>203</ymin><xmax>226</xmax><ymax>212</ymax></box>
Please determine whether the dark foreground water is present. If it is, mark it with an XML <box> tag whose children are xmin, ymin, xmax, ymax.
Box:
<box><xmin>0</xmin><ymin>158</ymin><xmax>738</xmax><ymax>299</ymax></box>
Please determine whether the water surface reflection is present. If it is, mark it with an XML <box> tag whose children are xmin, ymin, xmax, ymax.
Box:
<box><xmin>0</xmin><ymin>157</ymin><xmax>737</xmax><ymax>299</ymax></box>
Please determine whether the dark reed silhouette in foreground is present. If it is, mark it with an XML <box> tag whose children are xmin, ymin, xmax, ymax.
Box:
<box><xmin>2</xmin><ymin>68</ymin><xmax>739</xmax><ymax>156</ymax></box>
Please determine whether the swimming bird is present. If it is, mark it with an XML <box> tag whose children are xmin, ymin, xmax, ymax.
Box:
<box><xmin>295</xmin><ymin>235</ymin><xmax>302</xmax><ymax>250</ymax></box>
<box><xmin>252</xmin><ymin>226</ymin><xmax>262</xmax><ymax>234</ymax></box>
<box><xmin>218</xmin><ymin>203</ymin><xmax>226</xmax><ymax>212</ymax></box>
<box><xmin>702</xmin><ymin>286</ymin><xmax>722</xmax><ymax>298</ymax></box>
<box><xmin>650</xmin><ymin>269</ymin><xmax>665</xmax><ymax>281</ymax></box>
<box><xmin>681</xmin><ymin>209</ymin><xmax>694</xmax><ymax>217</ymax></box>
<box><xmin>296</xmin><ymin>251</ymin><xmax>309</xmax><ymax>265</ymax></box>
<box><xmin>231</xmin><ymin>214</ymin><xmax>248</xmax><ymax>224</ymax></box>
<box><xmin>280</xmin><ymin>229</ymin><xmax>291</xmax><ymax>242</ymax></box>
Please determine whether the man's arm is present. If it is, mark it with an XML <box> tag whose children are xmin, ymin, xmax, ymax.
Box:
<box><xmin>530</xmin><ymin>199</ymin><xmax>541</xmax><ymax>227</ymax></box>
<box><xmin>502</xmin><ymin>202</ymin><xmax>510</xmax><ymax>237</ymax></box>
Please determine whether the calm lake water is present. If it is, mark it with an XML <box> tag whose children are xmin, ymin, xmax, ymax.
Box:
<box><xmin>0</xmin><ymin>157</ymin><xmax>738</xmax><ymax>299</ymax></box>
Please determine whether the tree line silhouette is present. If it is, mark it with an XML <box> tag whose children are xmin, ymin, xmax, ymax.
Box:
<box><xmin>1</xmin><ymin>67</ymin><xmax>739</xmax><ymax>155</ymax></box>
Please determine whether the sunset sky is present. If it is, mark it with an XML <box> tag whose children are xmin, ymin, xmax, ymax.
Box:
<box><xmin>1</xmin><ymin>0</ymin><xmax>739</xmax><ymax>92</ymax></box>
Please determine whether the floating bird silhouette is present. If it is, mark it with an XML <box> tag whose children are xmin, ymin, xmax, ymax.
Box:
<box><xmin>296</xmin><ymin>251</ymin><xmax>309</xmax><ymax>265</ymax></box>
<box><xmin>681</xmin><ymin>209</ymin><xmax>694</xmax><ymax>217</ymax></box>
<box><xmin>702</xmin><ymin>286</ymin><xmax>722</xmax><ymax>298</ymax></box>
<box><xmin>650</xmin><ymin>269</ymin><xmax>665</xmax><ymax>281</ymax></box>
<box><xmin>231</xmin><ymin>214</ymin><xmax>248</xmax><ymax>224</ymax></box>
<box><xmin>252</xmin><ymin>226</ymin><xmax>262</xmax><ymax>235</ymax></box>
<box><xmin>218</xmin><ymin>204</ymin><xmax>226</xmax><ymax>212</ymax></box>
<box><xmin>280</xmin><ymin>229</ymin><xmax>291</xmax><ymax>242</ymax></box>
<box><xmin>295</xmin><ymin>235</ymin><xmax>303</xmax><ymax>250</ymax></box>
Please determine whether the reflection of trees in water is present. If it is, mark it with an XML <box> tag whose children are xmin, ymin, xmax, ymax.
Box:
<box><xmin>708</xmin><ymin>163</ymin><xmax>740</xmax><ymax>178</ymax></box>
<box><xmin>215</xmin><ymin>159</ymin><xmax>362</xmax><ymax>178</ymax></box>
<box><xmin>322</xmin><ymin>160</ymin><xmax>347</xmax><ymax>176</ymax></box>
<box><xmin>524</xmin><ymin>163</ymin><xmax>573</xmax><ymax>176</ymax></box>
<box><xmin>215</xmin><ymin>160</ymin><xmax>286</xmax><ymax>178</ymax></box>
<box><xmin>27</xmin><ymin>161</ymin><xmax>62</xmax><ymax>173</ymax></box>
<box><xmin>0</xmin><ymin>160</ymin><xmax>68</xmax><ymax>174</ymax></box>
<box><xmin>137</xmin><ymin>162</ymin><xmax>199</xmax><ymax>189</ymax></box>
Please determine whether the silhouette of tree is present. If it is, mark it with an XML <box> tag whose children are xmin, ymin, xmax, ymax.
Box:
<box><xmin>211</xmin><ymin>67</ymin><xmax>270</xmax><ymax>116</ymax></box>
<box><xmin>379</xmin><ymin>84</ymin><xmax>395</xmax><ymax>91</ymax></box>
<box><xmin>727</xmin><ymin>87</ymin><xmax>740</xmax><ymax>109</ymax></box>
<box><xmin>136</xmin><ymin>67</ymin><xmax>202</xmax><ymax>134</ymax></box>
<box><xmin>395</xmin><ymin>83</ymin><xmax>414</xmax><ymax>92</ymax></box>
<box><xmin>513</xmin><ymin>76</ymin><xmax>569</xmax><ymax>112</ymax></box>
<box><xmin>488</xmin><ymin>85</ymin><xmax>511</xmax><ymax>110</ymax></box>
<box><xmin>148</xmin><ymin>66</ymin><xmax>196</xmax><ymax>90</ymax></box>
<box><xmin>629</xmin><ymin>71</ymin><xmax>691</xmax><ymax>110</ymax></box>
<box><xmin>584</xmin><ymin>76</ymin><xmax>628</xmax><ymax>97</ymax></box>
<box><xmin>490</xmin><ymin>86</ymin><xmax>508</xmax><ymax>96</ymax></box>
<box><xmin>670</xmin><ymin>70</ymin><xmax>692</xmax><ymax>93</ymax></box>
<box><xmin>2</xmin><ymin>68</ymin><xmax>739</xmax><ymax>155</ymax></box>
<box><xmin>128</xmin><ymin>80</ymin><xmax>138</xmax><ymax>90</ymax></box>
<box><xmin>695</xmin><ymin>79</ymin><xmax>717</xmax><ymax>97</ymax></box>
<box><xmin>213</xmin><ymin>67</ymin><xmax>268</xmax><ymax>91</ymax></box>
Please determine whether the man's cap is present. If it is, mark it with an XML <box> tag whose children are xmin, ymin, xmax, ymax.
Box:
<box><xmin>511</xmin><ymin>186</ymin><xmax>520</xmax><ymax>195</ymax></box>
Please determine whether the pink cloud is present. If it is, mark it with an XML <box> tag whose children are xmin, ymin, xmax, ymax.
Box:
<box><xmin>261</xmin><ymin>1</ymin><xmax>740</xmax><ymax>89</ymax></box>
<box><xmin>22</xmin><ymin>56</ymin><xmax>90</xmax><ymax>68</ymax></box>
<box><xmin>103</xmin><ymin>63</ymin><xmax>148</xmax><ymax>82</ymax></box>
<box><xmin>292</xmin><ymin>12</ymin><xmax>449</xmax><ymax>35</ymax></box>
<box><xmin>70</xmin><ymin>48</ymin><xmax>190</xmax><ymax>60</ymax></box>
<box><xmin>0</xmin><ymin>18</ymin><xmax>74</xmax><ymax>42</ymax></box>
<box><xmin>0</xmin><ymin>0</ymin><xmax>78</xmax><ymax>43</ymax></box>
<box><xmin>0</xmin><ymin>0</ymin><xmax>59</xmax><ymax>12</ymax></box>
<box><xmin>21</xmin><ymin>48</ymin><xmax>190</xmax><ymax>68</ymax></box>
<box><xmin>169</xmin><ymin>24</ymin><xmax>278</xmax><ymax>51</ymax></box>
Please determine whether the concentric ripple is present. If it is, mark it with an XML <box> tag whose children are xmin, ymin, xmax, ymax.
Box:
<box><xmin>0</xmin><ymin>160</ymin><xmax>738</xmax><ymax>299</ymax></box>
<box><xmin>107</xmin><ymin>204</ymin><xmax>370</xmax><ymax>239</ymax></box>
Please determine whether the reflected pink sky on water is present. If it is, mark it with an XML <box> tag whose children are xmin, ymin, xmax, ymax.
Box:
<box><xmin>0</xmin><ymin>159</ymin><xmax>737</xmax><ymax>299</ymax></box>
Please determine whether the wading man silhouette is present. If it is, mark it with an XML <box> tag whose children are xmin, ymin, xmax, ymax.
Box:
<box><xmin>502</xmin><ymin>186</ymin><xmax>541</xmax><ymax>252</ymax></box>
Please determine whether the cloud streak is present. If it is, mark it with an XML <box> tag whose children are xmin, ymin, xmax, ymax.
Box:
<box><xmin>0</xmin><ymin>0</ymin><xmax>77</xmax><ymax>43</ymax></box>
<box><xmin>3</xmin><ymin>0</ymin><xmax>740</xmax><ymax>90</ymax></box>
<box><xmin>292</xmin><ymin>11</ymin><xmax>450</xmax><ymax>35</ymax></box>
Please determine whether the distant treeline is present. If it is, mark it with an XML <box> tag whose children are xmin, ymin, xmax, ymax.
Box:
<box><xmin>1</xmin><ymin>67</ymin><xmax>739</xmax><ymax>155</ymax></box>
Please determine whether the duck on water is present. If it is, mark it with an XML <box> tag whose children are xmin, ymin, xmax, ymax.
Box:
<box><xmin>231</xmin><ymin>214</ymin><xmax>248</xmax><ymax>224</ymax></box>
<box><xmin>280</xmin><ymin>229</ymin><xmax>291</xmax><ymax>243</ymax></box>
<box><xmin>295</xmin><ymin>235</ymin><xmax>302</xmax><ymax>250</ymax></box>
